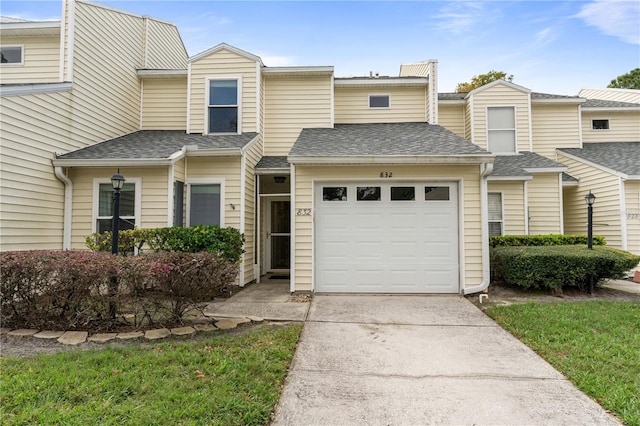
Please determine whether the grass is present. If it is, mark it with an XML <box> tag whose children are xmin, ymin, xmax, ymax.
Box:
<box><xmin>0</xmin><ymin>324</ymin><xmax>302</xmax><ymax>425</ymax></box>
<box><xmin>485</xmin><ymin>301</ymin><xmax>640</xmax><ymax>426</ymax></box>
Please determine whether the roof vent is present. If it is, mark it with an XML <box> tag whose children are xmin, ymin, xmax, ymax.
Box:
<box><xmin>375</xmin><ymin>71</ymin><xmax>379</xmax><ymax>78</ymax></box>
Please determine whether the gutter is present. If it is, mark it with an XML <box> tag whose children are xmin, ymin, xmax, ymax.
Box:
<box><xmin>463</xmin><ymin>161</ymin><xmax>493</xmax><ymax>295</ymax></box>
<box><xmin>54</xmin><ymin>166</ymin><xmax>73</xmax><ymax>250</ymax></box>
<box><xmin>287</xmin><ymin>154</ymin><xmax>495</xmax><ymax>165</ymax></box>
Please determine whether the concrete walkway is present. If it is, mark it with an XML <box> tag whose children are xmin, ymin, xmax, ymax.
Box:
<box><xmin>272</xmin><ymin>295</ymin><xmax>620</xmax><ymax>425</ymax></box>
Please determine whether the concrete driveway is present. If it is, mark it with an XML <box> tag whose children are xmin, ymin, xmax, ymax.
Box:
<box><xmin>272</xmin><ymin>295</ymin><xmax>619</xmax><ymax>425</ymax></box>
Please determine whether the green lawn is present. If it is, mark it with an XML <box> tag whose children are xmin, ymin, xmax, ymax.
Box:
<box><xmin>486</xmin><ymin>301</ymin><xmax>640</xmax><ymax>426</ymax></box>
<box><xmin>0</xmin><ymin>324</ymin><xmax>302</xmax><ymax>426</ymax></box>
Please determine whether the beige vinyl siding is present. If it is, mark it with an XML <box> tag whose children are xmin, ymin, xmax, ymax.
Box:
<box><xmin>487</xmin><ymin>181</ymin><xmax>526</xmax><ymax>234</ymax></box>
<box><xmin>464</xmin><ymin>102</ymin><xmax>472</xmax><ymax>140</ymax></box>
<box><xmin>527</xmin><ymin>173</ymin><xmax>563</xmax><ymax>234</ymax></box>
<box><xmin>70</xmin><ymin>2</ymin><xmax>142</xmax><ymax>142</ymax></box>
<box><xmin>559</xmin><ymin>153</ymin><xmax>623</xmax><ymax>248</ymax></box>
<box><xmin>141</xmin><ymin>78</ymin><xmax>187</xmax><ymax>130</ymax></box>
<box><xmin>68</xmin><ymin>167</ymin><xmax>169</xmax><ymax>249</ymax></box>
<box><xmin>399</xmin><ymin>62</ymin><xmax>430</xmax><ymax>77</ymax></box>
<box><xmin>293</xmin><ymin>164</ymin><xmax>483</xmax><ymax>292</ymax></box>
<box><xmin>263</xmin><ymin>76</ymin><xmax>332</xmax><ymax>156</ymax></box>
<box><xmin>0</xmin><ymin>35</ymin><xmax>60</xmax><ymax>83</ymax></box>
<box><xmin>334</xmin><ymin>86</ymin><xmax>426</xmax><ymax>124</ymax></box>
<box><xmin>531</xmin><ymin>104</ymin><xmax>581</xmax><ymax>159</ymax></box>
<box><xmin>174</xmin><ymin>158</ymin><xmax>185</xmax><ymax>181</ymax></box>
<box><xmin>625</xmin><ymin>181</ymin><xmax>640</xmax><ymax>254</ymax></box>
<box><xmin>144</xmin><ymin>18</ymin><xmax>187</xmax><ymax>69</ymax></box>
<box><xmin>470</xmin><ymin>83</ymin><xmax>530</xmax><ymax>152</ymax></box>
<box><xmin>185</xmin><ymin>156</ymin><xmax>242</xmax><ymax>230</ymax></box>
<box><xmin>242</xmin><ymin>137</ymin><xmax>263</xmax><ymax>283</ymax></box>
<box><xmin>581</xmin><ymin>111</ymin><xmax>640</xmax><ymax>143</ymax></box>
<box><xmin>438</xmin><ymin>104</ymin><xmax>465</xmax><ymax>138</ymax></box>
<box><xmin>188</xmin><ymin>49</ymin><xmax>257</xmax><ymax>134</ymax></box>
<box><xmin>579</xmin><ymin>89</ymin><xmax>640</xmax><ymax>104</ymax></box>
<box><xmin>0</xmin><ymin>91</ymin><xmax>74</xmax><ymax>251</ymax></box>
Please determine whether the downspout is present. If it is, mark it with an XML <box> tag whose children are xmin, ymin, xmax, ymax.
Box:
<box><xmin>464</xmin><ymin>161</ymin><xmax>493</xmax><ymax>295</ymax></box>
<box><xmin>54</xmin><ymin>166</ymin><xmax>73</xmax><ymax>250</ymax></box>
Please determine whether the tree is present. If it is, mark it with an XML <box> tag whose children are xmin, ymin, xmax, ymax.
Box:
<box><xmin>608</xmin><ymin>68</ymin><xmax>640</xmax><ymax>90</ymax></box>
<box><xmin>456</xmin><ymin>70</ymin><xmax>514</xmax><ymax>93</ymax></box>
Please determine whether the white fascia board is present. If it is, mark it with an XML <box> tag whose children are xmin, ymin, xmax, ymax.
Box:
<box><xmin>466</xmin><ymin>79</ymin><xmax>531</xmax><ymax>98</ymax></box>
<box><xmin>334</xmin><ymin>78</ymin><xmax>428</xmax><ymax>87</ymax></box>
<box><xmin>136</xmin><ymin>69</ymin><xmax>187</xmax><ymax>79</ymax></box>
<box><xmin>531</xmin><ymin>98</ymin><xmax>586</xmax><ymax>104</ymax></box>
<box><xmin>240</xmin><ymin>134</ymin><xmax>261</xmax><ymax>155</ymax></box>
<box><xmin>1</xmin><ymin>82</ymin><xmax>72</xmax><ymax>97</ymax></box>
<box><xmin>523</xmin><ymin>167</ymin><xmax>567</xmax><ymax>173</ymax></box>
<box><xmin>438</xmin><ymin>99</ymin><xmax>466</xmax><ymax>105</ymax></box>
<box><xmin>287</xmin><ymin>154</ymin><xmax>495</xmax><ymax>165</ymax></box>
<box><xmin>185</xmin><ymin>147</ymin><xmax>243</xmax><ymax>157</ymax></box>
<box><xmin>255</xmin><ymin>168</ymin><xmax>291</xmax><ymax>175</ymax></box>
<box><xmin>562</xmin><ymin>180</ymin><xmax>579</xmax><ymax>187</ymax></box>
<box><xmin>557</xmin><ymin>150</ymin><xmax>630</xmax><ymax>179</ymax></box>
<box><xmin>52</xmin><ymin>158</ymin><xmax>174</xmax><ymax>167</ymax></box>
<box><xmin>624</xmin><ymin>175</ymin><xmax>640</xmax><ymax>181</ymax></box>
<box><xmin>0</xmin><ymin>21</ymin><xmax>60</xmax><ymax>35</ymax></box>
<box><xmin>263</xmin><ymin>66</ymin><xmax>334</xmax><ymax>76</ymax></box>
<box><xmin>487</xmin><ymin>175</ymin><xmax>533</xmax><ymax>181</ymax></box>
<box><xmin>581</xmin><ymin>106</ymin><xmax>640</xmax><ymax>112</ymax></box>
<box><xmin>189</xmin><ymin>42</ymin><xmax>263</xmax><ymax>65</ymax></box>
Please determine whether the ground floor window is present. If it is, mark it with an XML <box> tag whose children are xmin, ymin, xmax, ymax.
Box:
<box><xmin>488</xmin><ymin>192</ymin><xmax>504</xmax><ymax>236</ymax></box>
<box><xmin>95</xmin><ymin>182</ymin><xmax>137</xmax><ymax>234</ymax></box>
<box><xmin>188</xmin><ymin>183</ymin><xmax>223</xmax><ymax>226</ymax></box>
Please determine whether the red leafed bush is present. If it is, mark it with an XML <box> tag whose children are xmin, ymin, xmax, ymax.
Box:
<box><xmin>1</xmin><ymin>250</ymin><xmax>238</xmax><ymax>330</ymax></box>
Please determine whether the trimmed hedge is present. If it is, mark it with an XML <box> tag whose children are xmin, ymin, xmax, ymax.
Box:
<box><xmin>490</xmin><ymin>234</ymin><xmax>606</xmax><ymax>248</ymax></box>
<box><xmin>491</xmin><ymin>245</ymin><xmax>640</xmax><ymax>291</ymax></box>
<box><xmin>86</xmin><ymin>225</ymin><xmax>244</xmax><ymax>263</ymax></box>
<box><xmin>1</xmin><ymin>250</ymin><xmax>238</xmax><ymax>330</ymax></box>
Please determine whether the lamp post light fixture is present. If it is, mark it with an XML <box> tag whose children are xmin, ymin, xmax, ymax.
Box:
<box><xmin>584</xmin><ymin>190</ymin><xmax>596</xmax><ymax>250</ymax></box>
<box><xmin>110</xmin><ymin>170</ymin><xmax>125</xmax><ymax>255</ymax></box>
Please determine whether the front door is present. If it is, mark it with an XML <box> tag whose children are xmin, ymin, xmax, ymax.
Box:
<box><xmin>266</xmin><ymin>197</ymin><xmax>290</xmax><ymax>272</ymax></box>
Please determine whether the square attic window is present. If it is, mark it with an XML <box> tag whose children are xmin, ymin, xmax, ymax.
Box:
<box><xmin>1</xmin><ymin>46</ymin><xmax>23</xmax><ymax>64</ymax></box>
<box><xmin>369</xmin><ymin>95</ymin><xmax>390</xmax><ymax>108</ymax></box>
<box><xmin>592</xmin><ymin>119</ymin><xmax>609</xmax><ymax>130</ymax></box>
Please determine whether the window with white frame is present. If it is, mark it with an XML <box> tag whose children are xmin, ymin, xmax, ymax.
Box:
<box><xmin>592</xmin><ymin>119</ymin><xmax>609</xmax><ymax>130</ymax></box>
<box><xmin>1</xmin><ymin>45</ymin><xmax>23</xmax><ymax>65</ymax></box>
<box><xmin>208</xmin><ymin>79</ymin><xmax>239</xmax><ymax>133</ymax></box>
<box><xmin>96</xmin><ymin>182</ymin><xmax>137</xmax><ymax>234</ymax></box>
<box><xmin>487</xmin><ymin>107</ymin><xmax>516</xmax><ymax>153</ymax></box>
<box><xmin>488</xmin><ymin>192</ymin><xmax>504</xmax><ymax>236</ymax></box>
<box><xmin>369</xmin><ymin>94</ymin><xmax>390</xmax><ymax>108</ymax></box>
<box><xmin>189</xmin><ymin>183</ymin><xmax>223</xmax><ymax>226</ymax></box>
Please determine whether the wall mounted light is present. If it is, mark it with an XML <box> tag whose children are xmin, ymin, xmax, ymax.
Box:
<box><xmin>274</xmin><ymin>176</ymin><xmax>286</xmax><ymax>184</ymax></box>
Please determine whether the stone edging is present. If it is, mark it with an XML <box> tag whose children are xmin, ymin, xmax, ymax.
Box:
<box><xmin>0</xmin><ymin>316</ymin><xmax>264</xmax><ymax>346</ymax></box>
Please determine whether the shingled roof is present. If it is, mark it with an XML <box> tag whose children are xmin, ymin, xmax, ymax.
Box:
<box><xmin>55</xmin><ymin>131</ymin><xmax>258</xmax><ymax>160</ymax></box>
<box><xmin>288</xmin><ymin>122</ymin><xmax>491</xmax><ymax>161</ymax></box>
<box><xmin>438</xmin><ymin>92</ymin><xmax>582</xmax><ymax>102</ymax></box>
<box><xmin>581</xmin><ymin>99</ymin><xmax>640</xmax><ymax>108</ymax></box>
<box><xmin>558</xmin><ymin>142</ymin><xmax>640</xmax><ymax>178</ymax></box>
<box><xmin>491</xmin><ymin>152</ymin><xmax>567</xmax><ymax>178</ymax></box>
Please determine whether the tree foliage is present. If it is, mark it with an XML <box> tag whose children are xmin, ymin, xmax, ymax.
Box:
<box><xmin>607</xmin><ymin>68</ymin><xmax>640</xmax><ymax>90</ymax></box>
<box><xmin>456</xmin><ymin>70</ymin><xmax>514</xmax><ymax>93</ymax></box>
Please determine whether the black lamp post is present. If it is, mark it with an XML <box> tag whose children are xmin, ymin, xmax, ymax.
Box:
<box><xmin>585</xmin><ymin>190</ymin><xmax>596</xmax><ymax>250</ymax></box>
<box><xmin>110</xmin><ymin>170</ymin><xmax>125</xmax><ymax>255</ymax></box>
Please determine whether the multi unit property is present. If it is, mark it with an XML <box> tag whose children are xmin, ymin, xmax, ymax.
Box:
<box><xmin>1</xmin><ymin>0</ymin><xmax>639</xmax><ymax>295</ymax></box>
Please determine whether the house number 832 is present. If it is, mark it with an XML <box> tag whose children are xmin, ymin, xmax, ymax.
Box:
<box><xmin>380</xmin><ymin>172</ymin><xmax>393</xmax><ymax>178</ymax></box>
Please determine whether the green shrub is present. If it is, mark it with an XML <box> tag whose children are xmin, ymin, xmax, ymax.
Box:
<box><xmin>145</xmin><ymin>225</ymin><xmax>244</xmax><ymax>263</ymax></box>
<box><xmin>491</xmin><ymin>245</ymin><xmax>640</xmax><ymax>292</ymax></box>
<box><xmin>86</xmin><ymin>228</ymin><xmax>149</xmax><ymax>255</ymax></box>
<box><xmin>489</xmin><ymin>234</ymin><xmax>606</xmax><ymax>248</ymax></box>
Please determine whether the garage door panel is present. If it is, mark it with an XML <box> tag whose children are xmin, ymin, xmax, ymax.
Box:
<box><xmin>315</xmin><ymin>181</ymin><xmax>459</xmax><ymax>293</ymax></box>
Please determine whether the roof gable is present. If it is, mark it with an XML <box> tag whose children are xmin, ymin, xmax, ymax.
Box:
<box><xmin>188</xmin><ymin>42</ymin><xmax>263</xmax><ymax>65</ymax></box>
<box><xmin>467</xmin><ymin>79</ymin><xmax>531</xmax><ymax>98</ymax></box>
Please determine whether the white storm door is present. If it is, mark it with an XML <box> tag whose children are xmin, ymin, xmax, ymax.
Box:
<box><xmin>266</xmin><ymin>197</ymin><xmax>291</xmax><ymax>272</ymax></box>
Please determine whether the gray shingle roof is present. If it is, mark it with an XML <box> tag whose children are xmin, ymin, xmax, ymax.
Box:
<box><xmin>438</xmin><ymin>92</ymin><xmax>465</xmax><ymax>101</ymax></box>
<box><xmin>582</xmin><ymin>99</ymin><xmax>640</xmax><ymax>108</ymax></box>
<box><xmin>492</xmin><ymin>152</ymin><xmax>566</xmax><ymax>177</ymax></box>
<box><xmin>289</xmin><ymin>122</ymin><xmax>489</xmax><ymax>157</ymax></box>
<box><xmin>438</xmin><ymin>92</ymin><xmax>581</xmax><ymax>101</ymax></box>
<box><xmin>256</xmin><ymin>156</ymin><xmax>290</xmax><ymax>169</ymax></box>
<box><xmin>57</xmin><ymin>130</ymin><xmax>258</xmax><ymax>159</ymax></box>
<box><xmin>562</xmin><ymin>172</ymin><xmax>579</xmax><ymax>183</ymax></box>
<box><xmin>558</xmin><ymin>142</ymin><xmax>640</xmax><ymax>177</ymax></box>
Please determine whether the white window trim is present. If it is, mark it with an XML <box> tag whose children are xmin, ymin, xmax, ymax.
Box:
<box><xmin>488</xmin><ymin>191</ymin><xmax>504</xmax><ymax>236</ymax></box>
<box><xmin>486</xmin><ymin>106</ymin><xmax>517</xmax><ymax>154</ymax></box>
<box><xmin>185</xmin><ymin>177</ymin><xmax>226</xmax><ymax>227</ymax></box>
<box><xmin>92</xmin><ymin>177</ymin><xmax>142</xmax><ymax>234</ymax></box>
<box><xmin>205</xmin><ymin>76</ymin><xmax>242</xmax><ymax>135</ymax></box>
<box><xmin>591</xmin><ymin>118</ymin><xmax>610</xmax><ymax>131</ymax></box>
<box><xmin>368</xmin><ymin>94</ymin><xmax>391</xmax><ymax>109</ymax></box>
<box><xmin>1</xmin><ymin>45</ymin><xmax>24</xmax><ymax>66</ymax></box>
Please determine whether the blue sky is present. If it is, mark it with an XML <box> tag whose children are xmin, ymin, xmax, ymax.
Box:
<box><xmin>2</xmin><ymin>0</ymin><xmax>639</xmax><ymax>94</ymax></box>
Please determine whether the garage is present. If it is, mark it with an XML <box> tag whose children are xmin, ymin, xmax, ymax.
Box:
<box><xmin>314</xmin><ymin>181</ymin><xmax>460</xmax><ymax>293</ymax></box>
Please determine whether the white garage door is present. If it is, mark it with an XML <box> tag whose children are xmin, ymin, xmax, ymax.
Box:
<box><xmin>315</xmin><ymin>182</ymin><xmax>459</xmax><ymax>293</ymax></box>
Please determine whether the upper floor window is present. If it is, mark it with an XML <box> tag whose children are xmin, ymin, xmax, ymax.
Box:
<box><xmin>487</xmin><ymin>106</ymin><xmax>516</xmax><ymax>153</ymax></box>
<box><xmin>592</xmin><ymin>119</ymin><xmax>609</xmax><ymax>130</ymax></box>
<box><xmin>369</xmin><ymin>95</ymin><xmax>390</xmax><ymax>108</ymax></box>
<box><xmin>208</xmin><ymin>79</ymin><xmax>239</xmax><ymax>133</ymax></box>
<box><xmin>1</xmin><ymin>46</ymin><xmax>23</xmax><ymax>65</ymax></box>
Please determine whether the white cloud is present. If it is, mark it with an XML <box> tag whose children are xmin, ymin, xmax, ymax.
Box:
<box><xmin>433</xmin><ymin>1</ymin><xmax>486</xmax><ymax>35</ymax></box>
<box><xmin>535</xmin><ymin>27</ymin><xmax>556</xmax><ymax>46</ymax></box>
<box><xmin>577</xmin><ymin>0</ymin><xmax>640</xmax><ymax>45</ymax></box>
